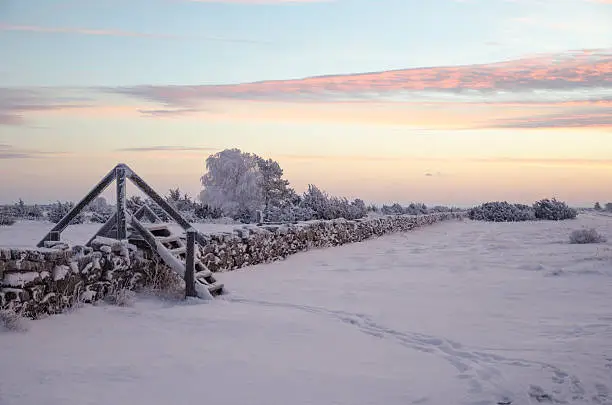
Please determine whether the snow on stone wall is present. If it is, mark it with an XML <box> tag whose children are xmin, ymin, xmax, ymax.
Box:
<box><xmin>0</xmin><ymin>239</ymin><xmax>166</xmax><ymax>319</ymax></box>
<box><xmin>0</xmin><ymin>212</ymin><xmax>464</xmax><ymax>319</ymax></box>
<box><xmin>196</xmin><ymin>212</ymin><xmax>466</xmax><ymax>272</ymax></box>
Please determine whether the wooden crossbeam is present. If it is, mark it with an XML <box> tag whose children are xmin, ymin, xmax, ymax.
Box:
<box><xmin>37</xmin><ymin>166</ymin><xmax>117</xmax><ymax>247</ymax></box>
<box><xmin>133</xmin><ymin>204</ymin><xmax>162</xmax><ymax>223</ymax></box>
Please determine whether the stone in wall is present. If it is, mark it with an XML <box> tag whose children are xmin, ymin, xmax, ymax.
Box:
<box><xmin>197</xmin><ymin>212</ymin><xmax>464</xmax><ymax>273</ymax></box>
<box><xmin>0</xmin><ymin>238</ymin><xmax>172</xmax><ymax>319</ymax></box>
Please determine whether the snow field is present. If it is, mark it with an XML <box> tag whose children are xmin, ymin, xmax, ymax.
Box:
<box><xmin>1</xmin><ymin>213</ymin><xmax>611</xmax><ymax>405</ymax></box>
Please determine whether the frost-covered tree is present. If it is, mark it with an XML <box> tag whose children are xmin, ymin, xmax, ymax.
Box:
<box><xmin>299</xmin><ymin>185</ymin><xmax>366</xmax><ymax>220</ymax></box>
<box><xmin>166</xmin><ymin>188</ymin><xmax>194</xmax><ymax>212</ymax></box>
<box><xmin>254</xmin><ymin>156</ymin><xmax>296</xmax><ymax>222</ymax></box>
<box><xmin>605</xmin><ymin>202</ymin><xmax>612</xmax><ymax>212</ymax></box>
<box><xmin>200</xmin><ymin>148</ymin><xmax>264</xmax><ymax>222</ymax></box>
<box><xmin>594</xmin><ymin>202</ymin><xmax>602</xmax><ymax>211</ymax></box>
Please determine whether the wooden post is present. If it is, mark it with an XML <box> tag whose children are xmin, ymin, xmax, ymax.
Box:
<box><xmin>185</xmin><ymin>228</ymin><xmax>197</xmax><ymax>298</ymax></box>
<box><xmin>115</xmin><ymin>164</ymin><xmax>127</xmax><ymax>240</ymax></box>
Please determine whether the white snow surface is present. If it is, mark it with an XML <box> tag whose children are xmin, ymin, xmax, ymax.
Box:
<box><xmin>1</xmin><ymin>214</ymin><xmax>612</xmax><ymax>405</ymax></box>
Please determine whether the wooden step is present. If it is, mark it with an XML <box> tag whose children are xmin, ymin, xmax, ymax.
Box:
<box><xmin>194</xmin><ymin>269</ymin><xmax>212</xmax><ymax>279</ymax></box>
<box><xmin>206</xmin><ymin>282</ymin><xmax>224</xmax><ymax>296</ymax></box>
<box><xmin>170</xmin><ymin>246</ymin><xmax>186</xmax><ymax>255</ymax></box>
<box><xmin>145</xmin><ymin>223</ymin><xmax>170</xmax><ymax>231</ymax></box>
<box><xmin>156</xmin><ymin>235</ymin><xmax>181</xmax><ymax>244</ymax></box>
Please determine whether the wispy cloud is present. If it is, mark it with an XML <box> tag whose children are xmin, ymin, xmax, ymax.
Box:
<box><xmin>0</xmin><ymin>88</ymin><xmax>92</xmax><ymax>126</ymax></box>
<box><xmin>0</xmin><ymin>23</ymin><xmax>271</xmax><ymax>44</ymax></box>
<box><xmin>0</xmin><ymin>144</ymin><xmax>70</xmax><ymax>159</ymax></box>
<box><xmin>491</xmin><ymin>108</ymin><xmax>612</xmax><ymax>129</ymax></box>
<box><xmin>137</xmin><ymin>108</ymin><xmax>205</xmax><ymax>118</ymax></box>
<box><xmin>273</xmin><ymin>154</ymin><xmax>612</xmax><ymax>167</ymax></box>
<box><xmin>111</xmin><ymin>48</ymin><xmax>612</xmax><ymax>107</ymax></box>
<box><xmin>115</xmin><ymin>146</ymin><xmax>219</xmax><ymax>152</ymax></box>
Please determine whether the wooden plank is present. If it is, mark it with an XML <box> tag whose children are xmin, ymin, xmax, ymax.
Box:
<box><xmin>37</xmin><ymin>165</ymin><xmax>117</xmax><ymax>247</ymax></box>
<box><xmin>170</xmin><ymin>246</ymin><xmax>186</xmax><ymax>255</ymax></box>
<box><xmin>157</xmin><ymin>235</ymin><xmax>181</xmax><ymax>244</ymax></box>
<box><xmin>185</xmin><ymin>229</ymin><xmax>197</xmax><ymax>298</ymax></box>
<box><xmin>115</xmin><ymin>165</ymin><xmax>127</xmax><ymax>240</ymax></box>
<box><xmin>144</xmin><ymin>223</ymin><xmax>170</xmax><ymax>232</ymax></box>
<box><xmin>134</xmin><ymin>204</ymin><xmax>162</xmax><ymax>223</ymax></box>
<box><xmin>129</xmin><ymin>216</ymin><xmax>160</xmax><ymax>252</ymax></box>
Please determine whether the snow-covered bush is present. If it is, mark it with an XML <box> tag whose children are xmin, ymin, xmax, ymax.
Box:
<box><xmin>0</xmin><ymin>214</ymin><xmax>16</xmax><ymax>226</ymax></box>
<box><xmin>533</xmin><ymin>198</ymin><xmax>577</xmax><ymax>220</ymax></box>
<box><xmin>381</xmin><ymin>203</ymin><xmax>405</xmax><ymax>215</ymax></box>
<box><xmin>47</xmin><ymin>201</ymin><xmax>84</xmax><ymax>224</ymax></box>
<box><xmin>380</xmin><ymin>202</ymin><xmax>434</xmax><ymax>215</ymax></box>
<box><xmin>468</xmin><ymin>201</ymin><xmax>536</xmax><ymax>222</ymax></box>
<box><xmin>405</xmin><ymin>203</ymin><xmax>428</xmax><ymax>215</ymax></box>
<box><xmin>569</xmin><ymin>228</ymin><xmax>607</xmax><ymax>244</ymax></box>
<box><xmin>366</xmin><ymin>204</ymin><xmax>379</xmax><ymax>213</ymax></box>
<box><xmin>105</xmin><ymin>288</ymin><xmax>136</xmax><ymax>307</ymax></box>
<box><xmin>0</xmin><ymin>309</ymin><xmax>28</xmax><ymax>332</ymax></box>
<box><xmin>86</xmin><ymin>196</ymin><xmax>113</xmax><ymax>223</ymax></box>
<box><xmin>140</xmin><ymin>260</ymin><xmax>184</xmax><ymax>301</ymax></box>
<box><xmin>299</xmin><ymin>185</ymin><xmax>367</xmax><ymax>221</ymax></box>
<box><xmin>1</xmin><ymin>199</ymin><xmax>43</xmax><ymax>220</ymax></box>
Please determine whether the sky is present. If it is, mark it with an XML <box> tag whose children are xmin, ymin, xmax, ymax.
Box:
<box><xmin>0</xmin><ymin>0</ymin><xmax>611</xmax><ymax>206</ymax></box>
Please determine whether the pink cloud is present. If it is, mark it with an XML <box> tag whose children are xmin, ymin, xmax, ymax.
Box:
<box><xmin>112</xmin><ymin>49</ymin><xmax>612</xmax><ymax>107</ymax></box>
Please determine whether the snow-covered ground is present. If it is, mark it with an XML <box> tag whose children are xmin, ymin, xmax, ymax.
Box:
<box><xmin>1</xmin><ymin>214</ymin><xmax>612</xmax><ymax>405</ymax></box>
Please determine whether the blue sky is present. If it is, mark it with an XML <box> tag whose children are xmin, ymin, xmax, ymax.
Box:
<box><xmin>0</xmin><ymin>0</ymin><xmax>611</xmax><ymax>205</ymax></box>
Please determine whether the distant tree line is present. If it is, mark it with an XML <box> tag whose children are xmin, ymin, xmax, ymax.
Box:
<box><xmin>594</xmin><ymin>202</ymin><xmax>612</xmax><ymax>212</ymax></box>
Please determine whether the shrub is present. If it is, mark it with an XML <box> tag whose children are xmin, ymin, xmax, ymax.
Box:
<box><xmin>0</xmin><ymin>309</ymin><xmax>28</xmax><ymax>332</ymax></box>
<box><xmin>299</xmin><ymin>185</ymin><xmax>367</xmax><ymax>221</ymax></box>
<box><xmin>0</xmin><ymin>215</ymin><xmax>16</xmax><ymax>226</ymax></box>
<box><xmin>468</xmin><ymin>201</ymin><xmax>536</xmax><ymax>222</ymax></box>
<box><xmin>569</xmin><ymin>228</ymin><xmax>607</xmax><ymax>244</ymax></box>
<box><xmin>139</xmin><ymin>260</ymin><xmax>185</xmax><ymax>301</ymax></box>
<box><xmin>381</xmin><ymin>203</ymin><xmax>405</xmax><ymax>215</ymax></box>
<box><xmin>47</xmin><ymin>201</ymin><xmax>84</xmax><ymax>224</ymax></box>
<box><xmin>105</xmin><ymin>288</ymin><xmax>136</xmax><ymax>307</ymax></box>
<box><xmin>533</xmin><ymin>198</ymin><xmax>577</xmax><ymax>220</ymax></box>
<box><xmin>366</xmin><ymin>204</ymin><xmax>379</xmax><ymax>213</ymax></box>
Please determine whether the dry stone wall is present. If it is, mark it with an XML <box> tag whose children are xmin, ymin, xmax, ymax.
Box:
<box><xmin>0</xmin><ymin>238</ymin><xmax>170</xmax><ymax>319</ymax></box>
<box><xmin>1</xmin><ymin>212</ymin><xmax>464</xmax><ymax>319</ymax></box>
<box><xmin>196</xmin><ymin>212</ymin><xmax>465</xmax><ymax>272</ymax></box>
